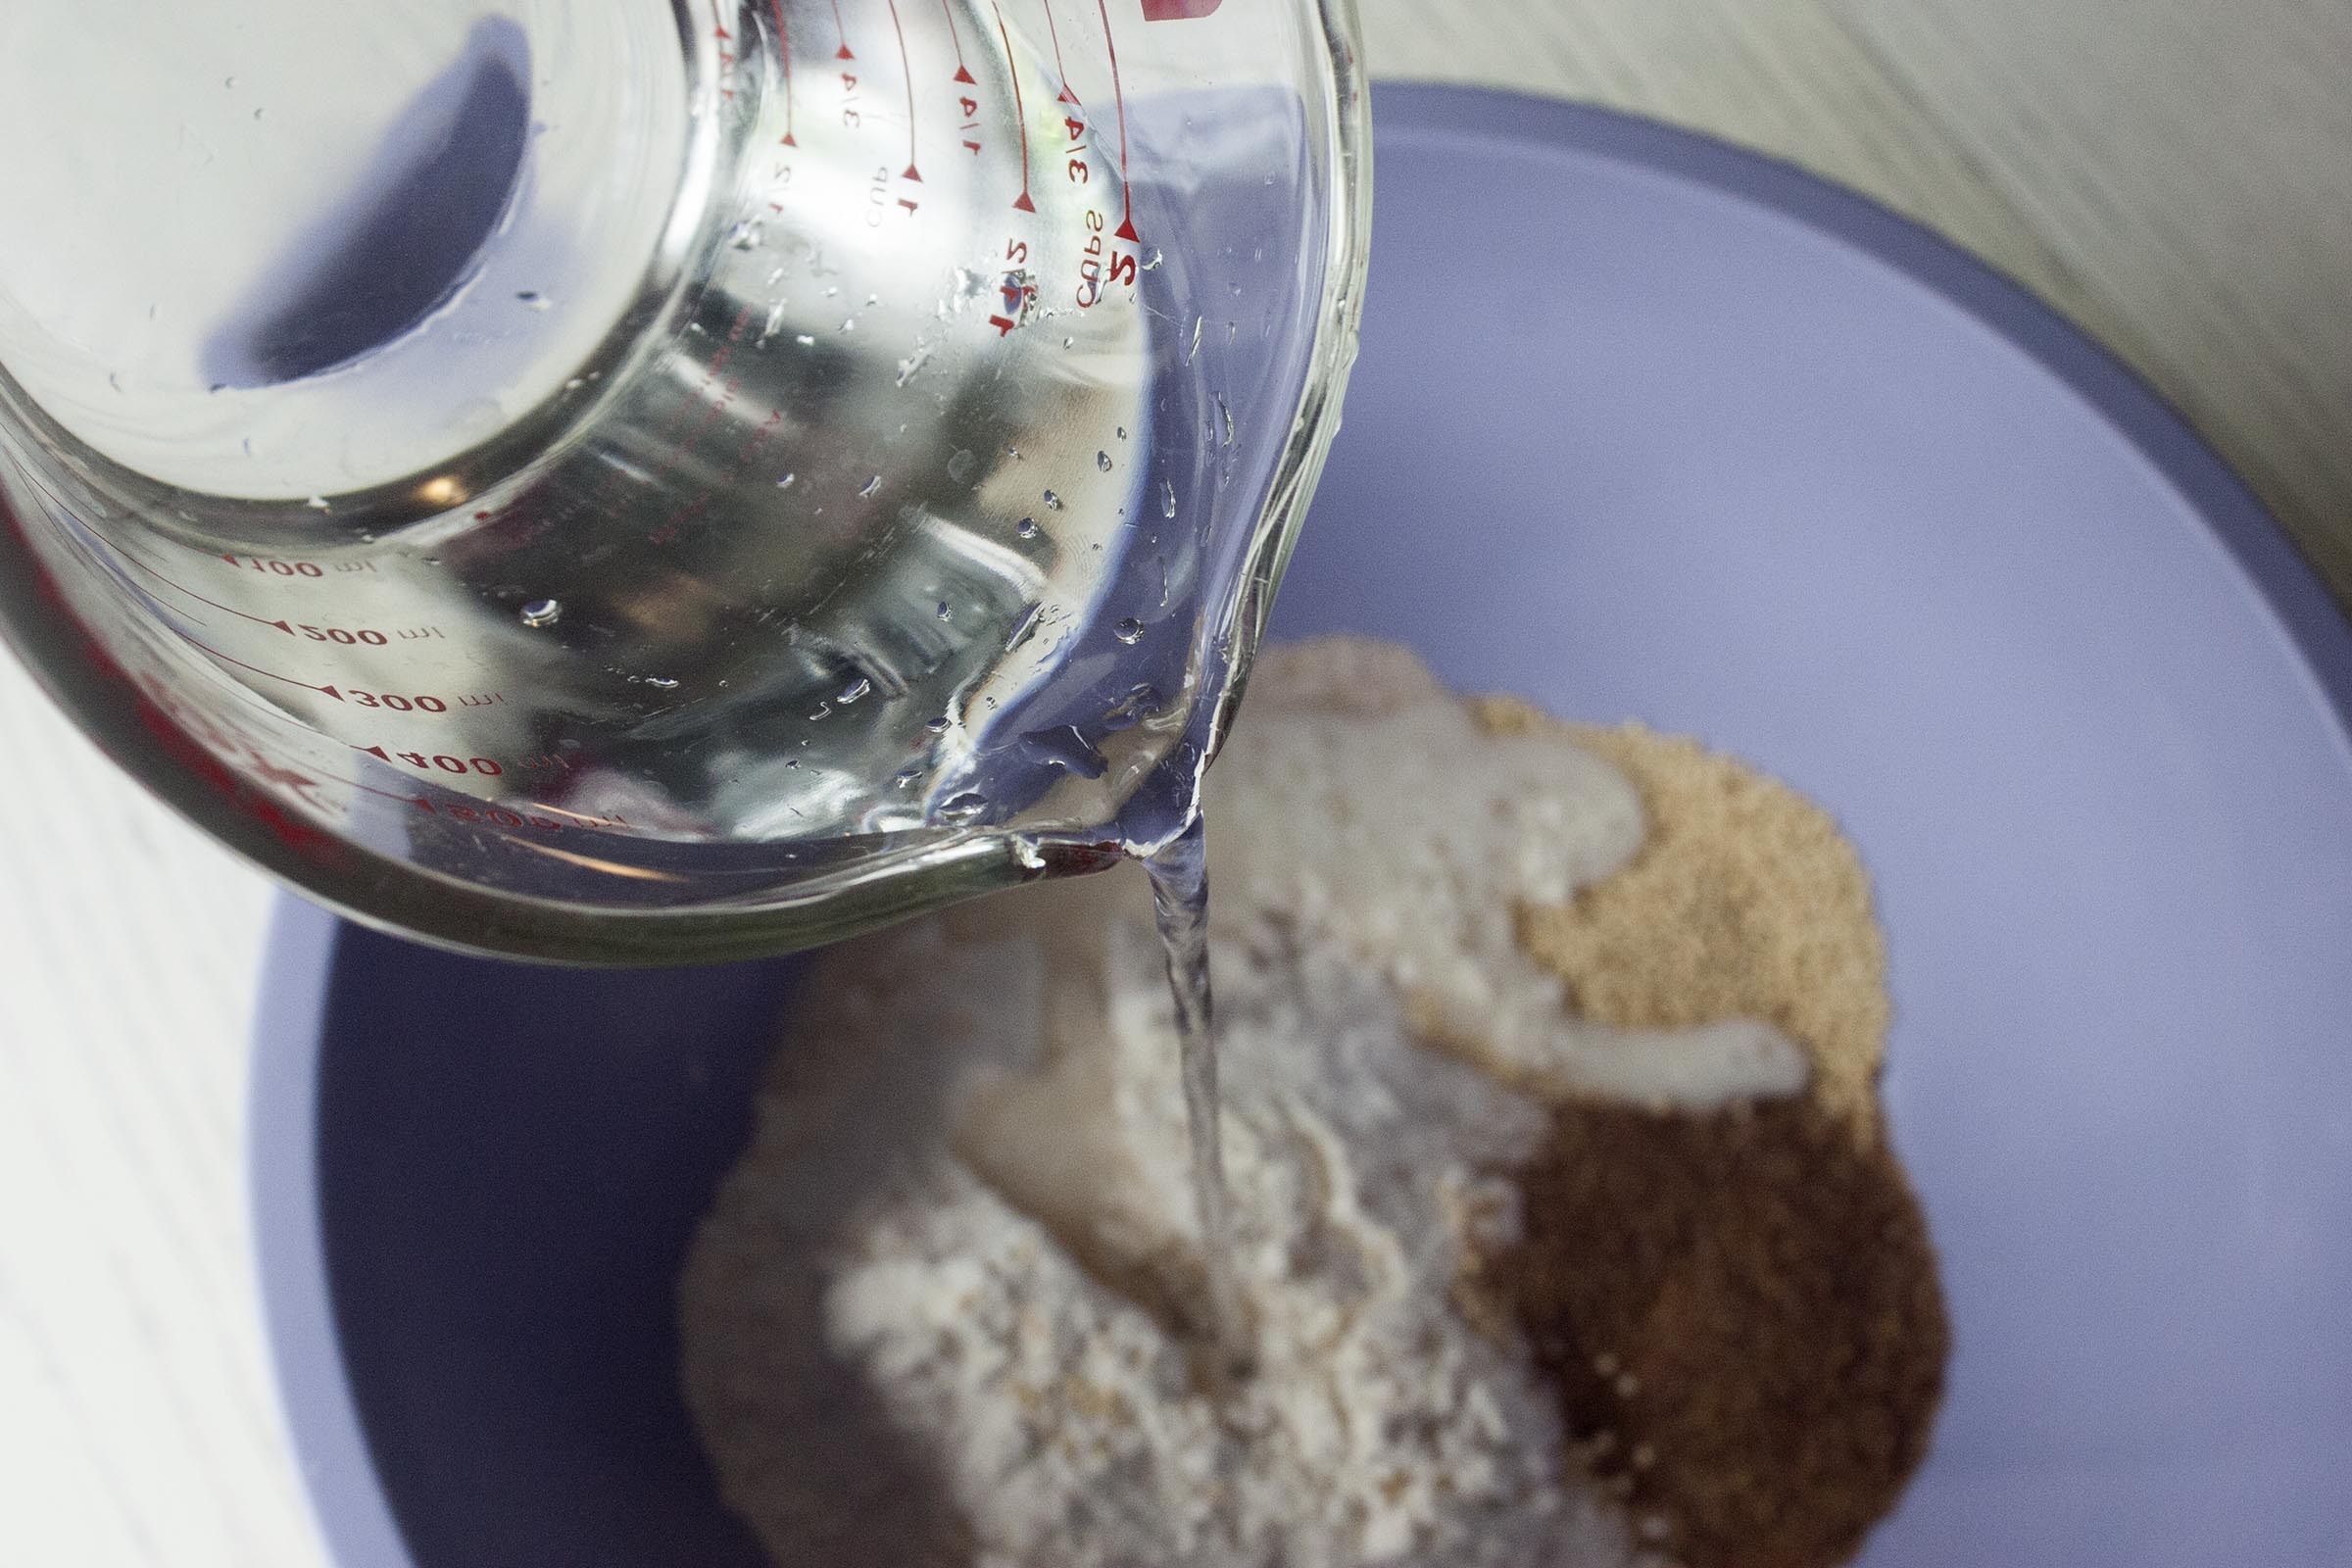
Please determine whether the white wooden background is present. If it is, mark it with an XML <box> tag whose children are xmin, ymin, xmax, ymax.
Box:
<box><xmin>5</xmin><ymin>2</ymin><xmax>2349</xmax><ymax>1561</ymax></box>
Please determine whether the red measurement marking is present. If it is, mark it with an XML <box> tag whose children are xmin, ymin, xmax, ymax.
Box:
<box><xmin>1093</xmin><ymin>0</ymin><xmax>1138</xmax><ymax>241</ymax></box>
<box><xmin>82</xmin><ymin>533</ymin><xmax>297</xmax><ymax>636</ymax></box>
<box><xmin>768</xmin><ymin>0</ymin><xmax>798</xmax><ymax>143</ymax></box>
<box><xmin>1141</xmin><ymin>0</ymin><xmax>1220</xmax><ymax>16</ymax></box>
<box><xmin>5</xmin><ymin>518</ymin><xmax>342</xmax><ymax>855</ymax></box>
<box><xmin>939</xmin><ymin>0</ymin><xmax>975</xmax><ymax>81</ymax></box>
<box><xmin>708</xmin><ymin>0</ymin><xmax>744</xmax><ymax>98</ymax></box>
<box><xmin>243</xmin><ymin>755</ymin><xmax>330</xmax><ymax>808</ymax></box>
<box><xmin>829</xmin><ymin>0</ymin><xmax>854</xmax><ymax>58</ymax></box>
<box><xmin>326</xmin><ymin>759</ymin><xmax>613</xmax><ymax>834</ymax></box>
<box><xmin>1042</xmin><ymin>0</ymin><xmax>1080</xmax><ymax>104</ymax></box>
<box><xmin>223</xmin><ymin>554</ymin><xmax>326</xmax><ymax>576</ymax></box>
<box><xmin>885</xmin><ymin>0</ymin><xmax>922</xmax><ymax>179</ymax></box>
<box><xmin>0</xmin><ymin>503</ymin><xmax>274</xmax><ymax>843</ymax></box>
<box><xmin>403</xmin><ymin>785</ymin><xmax>637</xmax><ymax>834</ymax></box>
<box><xmin>118</xmin><ymin>675</ymin><xmax>338</xmax><ymax>855</ymax></box>
<box><xmin>13</xmin><ymin>472</ymin><xmax>308</xmax><ymax>633</ymax></box>
<box><xmin>994</xmin><ymin>2</ymin><xmax>1036</xmax><ymax>211</ymax></box>
<box><xmin>510</xmin><ymin>800</ymin><xmax>633</xmax><ymax>830</ymax></box>
<box><xmin>361</xmin><ymin>745</ymin><xmax>506</xmax><ymax>777</ymax></box>
<box><xmin>174</xmin><ymin>626</ymin><xmax>343</xmax><ymax>700</ymax></box>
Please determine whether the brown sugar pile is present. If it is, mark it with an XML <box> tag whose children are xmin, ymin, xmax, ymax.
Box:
<box><xmin>1477</xmin><ymin>700</ymin><xmax>1890</xmax><ymax>1136</ymax></box>
<box><xmin>1493</xmin><ymin>1098</ymin><xmax>1946</xmax><ymax>1568</ymax></box>
<box><xmin>1465</xmin><ymin>696</ymin><xmax>1947</xmax><ymax>1568</ymax></box>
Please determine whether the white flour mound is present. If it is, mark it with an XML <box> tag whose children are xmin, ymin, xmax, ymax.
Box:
<box><xmin>680</xmin><ymin>637</ymin><xmax>1806</xmax><ymax>1568</ymax></box>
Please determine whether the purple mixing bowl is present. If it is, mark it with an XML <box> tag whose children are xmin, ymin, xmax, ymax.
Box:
<box><xmin>254</xmin><ymin>86</ymin><xmax>2352</xmax><ymax>1566</ymax></box>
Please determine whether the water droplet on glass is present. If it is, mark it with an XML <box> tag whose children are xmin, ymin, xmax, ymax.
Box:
<box><xmin>519</xmin><ymin>599</ymin><xmax>563</xmax><ymax>629</ymax></box>
<box><xmin>1016</xmin><ymin>516</ymin><xmax>1040</xmax><ymax>539</ymax></box>
<box><xmin>253</xmin><ymin>107</ymin><xmax>267</xmax><ymax>121</ymax></box>
<box><xmin>1016</xmin><ymin>724</ymin><xmax>1108</xmax><ymax>779</ymax></box>
<box><xmin>305</xmin><ymin>495</ymin><xmax>330</xmax><ymax>512</ymax></box>
<box><xmin>893</xmin><ymin>765</ymin><xmax>923</xmax><ymax>789</ymax></box>
<box><xmin>776</xmin><ymin>471</ymin><xmax>798</xmax><ymax>489</ymax></box>
<box><xmin>946</xmin><ymin>448</ymin><xmax>977</xmax><ymax>483</ymax></box>
<box><xmin>1113</xmin><ymin>616</ymin><xmax>1144</xmax><ymax>645</ymax></box>
<box><xmin>1102</xmin><ymin>682</ymin><xmax>1163</xmax><ymax>729</ymax></box>
<box><xmin>224</xmin><ymin>75</ymin><xmax>237</xmax><ymax>88</ymax></box>
<box><xmin>1217</xmin><ymin>395</ymin><xmax>1235</xmax><ymax>445</ymax></box>
<box><xmin>1117</xmin><ymin>425</ymin><xmax>1129</xmax><ymax>440</ymax></box>
<box><xmin>858</xmin><ymin>474</ymin><xmax>882</xmax><ymax>499</ymax></box>
<box><xmin>1161</xmin><ymin>479</ymin><xmax>1178</xmax><ymax>518</ymax></box>
<box><xmin>925</xmin><ymin>714</ymin><xmax>952</xmax><ymax>734</ymax></box>
<box><xmin>940</xmin><ymin>791</ymin><xmax>989</xmax><ymax>822</ymax></box>
<box><xmin>935</xmin><ymin>600</ymin><xmax>953</xmax><ymax>620</ymax></box>
<box><xmin>837</xmin><ymin>676</ymin><xmax>872</xmax><ymax>705</ymax></box>
<box><xmin>1097</xmin><ymin>450</ymin><xmax>1113</xmax><ymax>472</ymax></box>
<box><xmin>729</xmin><ymin>220</ymin><xmax>764</xmax><ymax>250</ymax></box>
<box><xmin>646</xmin><ymin>676</ymin><xmax>679</xmax><ymax>690</ymax></box>
<box><xmin>516</xmin><ymin>290</ymin><xmax>550</xmax><ymax>310</ymax></box>
<box><xmin>1042</xmin><ymin>489</ymin><xmax>1062</xmax><ymax>510</ymax></box>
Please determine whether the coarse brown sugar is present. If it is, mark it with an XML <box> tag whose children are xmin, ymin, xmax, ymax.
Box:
<box><xmin>1475</xmin><ymin>703</ymin><xmax>1888</xmax><ymax>1138</ymax></box>
<box><xmin>1494</xmin><ymin>1095</ymin><xmax>1948</xmax><ymax>1568</ymax></box>
<box><xmin>1459</xmin><ymin>710</ymin><xmax>1944</xmax><ymax>1568</ymax></box>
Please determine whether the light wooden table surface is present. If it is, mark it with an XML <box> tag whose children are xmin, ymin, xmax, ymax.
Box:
<box><xmin>5</xmin><ymin>2</ymin><xmax>2348</xmax><ymax>1561</ymax></box>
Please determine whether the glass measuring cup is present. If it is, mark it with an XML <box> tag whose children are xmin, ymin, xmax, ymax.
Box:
<box><xmin>0</xmin><ymin>0</ymin><xmax>1368</xmax><ymax>963</ymax></box>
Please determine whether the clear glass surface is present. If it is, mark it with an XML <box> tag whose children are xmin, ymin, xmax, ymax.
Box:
<box><xmin>0</xmin><ymin>0</ymin><xmax>1368</xmax><ymax>961</ymax></box>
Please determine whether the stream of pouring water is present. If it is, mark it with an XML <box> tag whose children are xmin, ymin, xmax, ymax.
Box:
<box><xmin>1142</xmin><ymin>815</ymin><xmax>1250</xmax><ymax>1381</ymax></box>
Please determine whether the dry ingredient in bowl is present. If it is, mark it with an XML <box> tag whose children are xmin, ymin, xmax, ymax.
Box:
<box><xmin>680</xmin><ymin>636</ymin><xmax>1945</xmax><ymax>1568</ymax></box>
<box><xmin>1492</xmin><ymin>1096</ymin><xmax>1947</xmax><ymax>1568</ymax></box>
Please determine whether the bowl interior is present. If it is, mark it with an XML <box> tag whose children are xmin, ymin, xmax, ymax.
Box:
<box><xmin>263</xmin><ymin>87</ymin><xmax>2352</xmax><ymax>1567</ymax></box>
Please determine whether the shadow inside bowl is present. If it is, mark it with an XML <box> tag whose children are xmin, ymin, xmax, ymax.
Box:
<box><xmin>311</xmin><ymin>921</ymin><xmax>798</xmax><ymax>1567</ymax></box>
